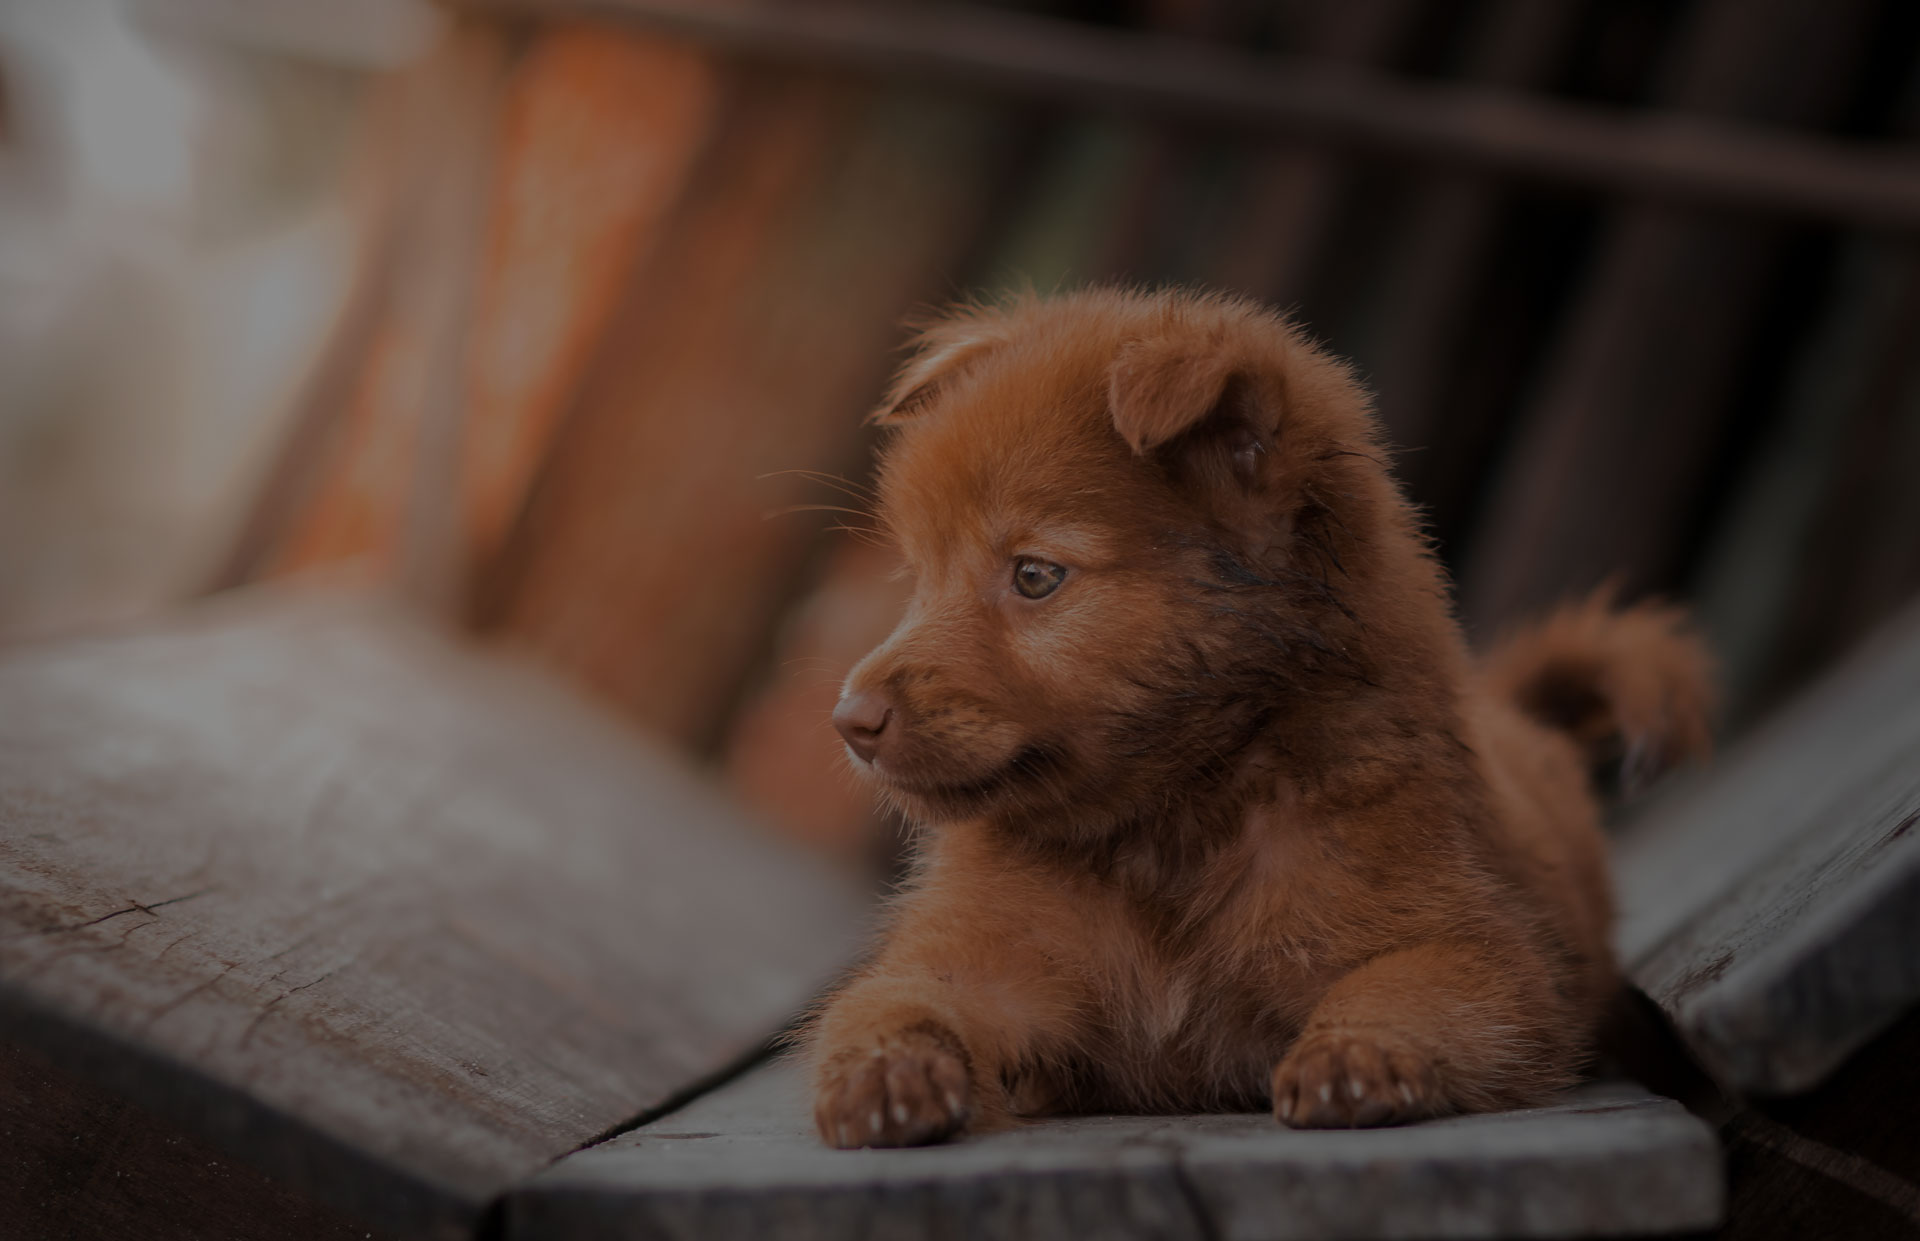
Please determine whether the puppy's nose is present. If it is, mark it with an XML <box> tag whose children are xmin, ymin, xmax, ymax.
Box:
<box><xmin>833</xmin><ymin>691</ymin><xmax>893</xmax><ymax>764</ymax></box>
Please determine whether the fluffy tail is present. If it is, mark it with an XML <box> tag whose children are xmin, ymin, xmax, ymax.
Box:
<box><xmin>1480</xmin><ymin>590</ymin><xmax>1715</xmax><ymax>797</ymax></box>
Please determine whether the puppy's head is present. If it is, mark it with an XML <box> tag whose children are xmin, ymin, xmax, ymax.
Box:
<box><xmin>834</xmin><ymin>289</ymin><xmax>1429</xmax><ymax>838</ymax></box>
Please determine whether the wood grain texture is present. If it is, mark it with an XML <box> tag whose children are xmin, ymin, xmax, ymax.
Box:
<box><xmin>1615</xmin><ymin>596</ymin><xmax>1920</xmax><ymax>1096</ymax></box>
<box><xmin>0</xmin><ymin>588</ymin><xmax>864</xmax><ymax>1239</ymax></box>
<box><xmin>509</xmin><ymin>1061</ymin><xmax>1723</xmax><ymax>1241</ymax></box>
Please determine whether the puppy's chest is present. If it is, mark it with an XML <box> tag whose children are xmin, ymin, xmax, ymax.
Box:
<box><xmin>1093</xmin><ymin>808</ymin><xmax>1335</xmax><ymax>1037</ymax></box>
<box><xmin>1086</xmin><ymin>893</ymin><xmax>1316</xmax><ymax>1054</ymax></box>
<box><xmin>1037</xmin><ymin>910</ymin><xmax>1303</xmax><ymax>1111</ymax></box>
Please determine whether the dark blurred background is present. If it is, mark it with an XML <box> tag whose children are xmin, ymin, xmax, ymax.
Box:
<box><xmin>3</xmin><ymin>0</ymin><xmax>1917</xmax><ymax>865</ymax></box>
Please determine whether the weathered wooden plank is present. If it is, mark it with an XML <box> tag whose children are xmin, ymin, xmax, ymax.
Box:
<box><xmin>509</xmin><ymin>1062</ymin><xmax>1723</xmax><ymax>1241</ymax></box>
<box><xmin>0</xmin><ymin>589</ymin><xmax>864</xmax><ymax>1239</ymax></box>
<box><xmin>1615</xmin><ymin>596</ymin><xmax>1920</xmax><ymax>1096</ymax></box>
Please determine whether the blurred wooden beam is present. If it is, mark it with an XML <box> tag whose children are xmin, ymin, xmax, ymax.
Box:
<box><xmin>1364</xmin><ymin>0</ymin><xmax>1580</xmax><ymax>465</ymax></box>
<box><xmin>1757</xmin><ymin>253</ymin><xmax>1920</xmax><ymax>707</ymax></box>
<box><xmin>207</xmin><ymin>27</ymin><xmax>508</xmax><ymax>595</ymax></box>
<box><xmin>471</xmin><ymin>77</ymin><xmax>1017</xmax><ymax>750</ymax></box>
<box><xmin>1081</xmin><ymin>0</ymin><xmax>1250</xmax><ymax>283</ymax></box>
<box><xmin>459</xmin><ymin>0</ymin><xmax>1920</xmax><ymax>231</ymax></box>
<box><xmin>399</xmin><ymin>26</ymin><xmax>515</xmax><ymax>615</ymax></box>
<box><xmin>1221</xmin><ymin>0</ymin><xmax>1425</xmax><ymax>307</ymax></box>
<box><xmin>456</xmin><ymin>29</ymin><xmax>723</xmax><ymax>573</ymax></box>
<box><xmin>262</xmin><ymin>26</ymin><xmax>515</xmax><ymax>610</ymax></box>
<box><xmin>1460</xmin><ymin>0</ymin><xmax>1881</xmax><ymax>632</ymax></box>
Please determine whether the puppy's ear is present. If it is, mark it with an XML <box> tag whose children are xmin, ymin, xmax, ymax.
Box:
<box><xmin>1110</xmin><ymin>335</ymin><xmax>1272</xmax><ymax>491</ymax></box>
<box><xmin>872</xmin><ymin>315</ymin><xmax>1007</xmax><ymax>424</ymax></box>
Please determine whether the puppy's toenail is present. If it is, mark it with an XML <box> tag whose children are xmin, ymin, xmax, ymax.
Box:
<box><xmin>869</xmin><ymin>1110</ymin><xmax>882</xmax><ymax>1133</ymax></box>
<box><xmin>1399</xmin><ymin>1083</ymin><xmax>1415</xmax><ymax>1106</ymax></box>
<box><xmin>1318</xmin><ymin>1082</ymin><xmax>1332</xmax><ymax>1104</ymax></box>
<box><xmin>892</xmin><ymin>1104</ymin><xmax>910</xmax><ymax>1125</ymax></box>
<box><xmin>1348</xmin><ymin>1077</ymin><xmax>1366</xmax><ymax>1099</ymax></box>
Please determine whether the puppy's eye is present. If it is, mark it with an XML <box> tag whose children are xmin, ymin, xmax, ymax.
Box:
<box><xmin>1011</xmin><ymin>557</ymin><xmax>1067</xmax><ymax>600</ymax></box>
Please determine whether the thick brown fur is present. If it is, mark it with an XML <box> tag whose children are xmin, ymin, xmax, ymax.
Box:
<box><xmin>807</xmin><ymin>287</ymin><xmax>1714</xmax><ymax>1146</ymax></box>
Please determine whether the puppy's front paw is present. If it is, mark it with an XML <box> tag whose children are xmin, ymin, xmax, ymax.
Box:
<box><xmin>814</xmin><ymin>1022</ymin><xmax>971</xmax><ymax>1148</ymax></box>
<box><xmin>1271</xmin><ymin>1030</ymin><xmax>1444</xmax><ymax>1129</ymax></box>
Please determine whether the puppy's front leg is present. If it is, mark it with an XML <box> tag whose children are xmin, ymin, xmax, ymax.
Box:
<box><xmin>811</xmin><ymin>950</ymin><xmax>1074</xmax><ymax>1148</ymax></box>
<box><xmin>1271</xmin><ymin>937</ymin><xmax>1577</xmax><ymax>1128</ymax></box>
<box><xmin>810</xmin><ymin>973</ymin><xmax>977</xmax><ymax>1148</ymax></box>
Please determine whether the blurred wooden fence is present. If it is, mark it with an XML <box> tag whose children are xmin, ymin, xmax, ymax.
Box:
<box><xmin>215</xmin><ymin>0</ymin><xmax>1920</xmax><ymax>855</ymax></box>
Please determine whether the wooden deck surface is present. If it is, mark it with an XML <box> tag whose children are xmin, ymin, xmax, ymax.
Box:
<box><xmin>510</xmin><ymin>1060</ymin><xmax>1723</xmax><ymax>1241</ymax></box>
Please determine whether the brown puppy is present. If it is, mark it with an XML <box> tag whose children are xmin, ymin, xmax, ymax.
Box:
<box><xmin>809</xmin><ymin>287</ymin><xmax>1711</xmax><ymax>1144</ymax></box>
